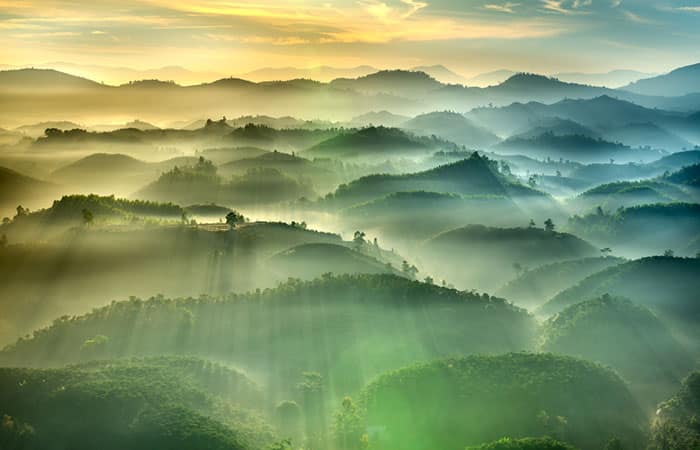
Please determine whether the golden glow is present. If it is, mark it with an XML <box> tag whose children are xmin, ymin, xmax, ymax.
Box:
<box><xmin>0</xmin><ymin>0</ymin><xmax>696</xmax><ymax>81</ymax></box>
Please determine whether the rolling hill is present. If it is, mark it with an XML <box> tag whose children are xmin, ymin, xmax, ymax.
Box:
<box><xmin>572</xmin><ymin>180</ymin><xmax>692</xmax><ymax>211</ymax></box>
<box><xmin>539</xmin><ymin>256</ymin><xmax>700</xmax><ymax>347</ymax></box>
<box><xmin>345</xmin><ymin>110</ymin><xmax>410</xmax><ymax>128</ymax></box>
<box><xmin>0</xmin><ymin>68</ymin><xmax>104</xmax><ymax>93</ymax></box>
<box><xmin>554</xmin><ymin>69</ymin><xmax>654</xmax><ymax>88</ymax></box>
<box><xmin>508</xmin><ymin>117</ymin><xmax>598</xmax><ymax>140</ymax></box>
<box><xmin>540</xmin><ymin>295</ymin><xmax>692</xmax><ymax>405</ymax></box>
<box><xmin>666</xmin><ymin>163</ymin><xmax>700</xmax><ymax>187</ymax></box>
<box><xmin>411</xmin><ymin>65</ymin><xmax>467</xmax><ymax>84</ymax></box>
<box><xmin>495</xmin><ymin>133</ymin><xmax>661</xmax><ymax>164</ymax></box>
<box><xmin>420</xmin><ymin>224</ymin><xmax>598</xmax><ymax>292</ymax></box>
<box><xmin>402</xmin><ymin>111</ymin><xmax>500</xmax><ymax>148</ymax></box>
<box><xmin>0</xmin><ymin>357</ymin><xmax>273</xmax><ymax>450</ymax></box>
<box><xmin>0</xmin><ymin>274</ymin><xmax>537</xmax><ymax>397</ymax></box>
<box><xmin>467</xmin><ymin>95</ymin><xmax>687</xmax><ymax>138</ymax></box>
<box><xmin>496</xmin><ymin>256</ymin><xmax>625</xmax><ymax>308</ymax></box>
<box><xmin>217</xmin><ymin>150</ymin><xmax>331</xmax><ymax>185</ymax></box>
<box><xmin>329</xmin><ymin>69</ymin><xmax>442</xmax><ymax>98</ymax></box>
<box><xmin>3</xmin><ymin>66</ymin><xmax>699</xmax><ymax>128</ymax></box>
<box><xmin>197</xmin><ymin>146</ymin><xmax>269</xmax><ymax>163</ymax></box>
<box><xmin>568</xmin><ymin>150</ymin><xmax>700</xmax><ymax>185</ymax></box>
<box><xmin>622</xmin><ymin>62</ymin><xmax>700</xmax><ymax>97</ymax></box>
<box><xmin>324</xmin><ymin>152</ymin><xmax>547</xmax><ymax>209</ymax></box>
<box><xmin>303</xmin><ymin>126</ymin><xmax>447</xmax><ymax>160</ymax></box>
<box><xmin>0</xmin><ymin>166</ymin><xmax>58</xmax><ymax>215</ymax></box>
<box><xmin>267</xmin><ymin>243</ymin><xmax>400</xmax><ymax>280</ymax></box>
<box><xmin>603</xmin><ymin>122</ymin><xmax>693</xmax><ymax>151</ymax></box>
<box><xmin>342</xmin><ymin>191</ymin><xmax>526</xmax><ymax>241</ymax></box>
<box><xmin>652</xmin><ymin>372</ymin><xmax>700</xmax><ymax>450</ymax></box>
<box><xmin>567</xmin><ymin>202</ymin><xmax>700</xmax><ymax>254</ymax></box>
<box><xmin>357</xmin><ymin>353</ymin><xmax>646</xmax><ymax>450</ymax></box>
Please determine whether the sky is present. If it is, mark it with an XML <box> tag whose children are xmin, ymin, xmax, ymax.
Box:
<box><xmin>1</xmin><ymin>0</ymin><xmax>699</xmax><ymax>80</ymax></box>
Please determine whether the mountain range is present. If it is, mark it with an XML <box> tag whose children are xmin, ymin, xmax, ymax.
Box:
<box><xmin>1</xmin><ymin>63</ymin><xmax>699</xmax><ymax>128</ymax></box>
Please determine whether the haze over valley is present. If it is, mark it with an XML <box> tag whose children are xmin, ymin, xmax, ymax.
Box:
<box><xmin>1</xmin><ymin>1</ymin><xmax>700</xmax><ymax>449</ymax></box>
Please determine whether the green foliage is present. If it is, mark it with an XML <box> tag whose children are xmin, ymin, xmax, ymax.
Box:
<box><xmin>665</xmin><ymin>163</ymin><xmax>700</xmax><ymax>187</ymax></box>
<box><xmin>0</xmin><ymin>274</ymin><xmax>537</xmax><ymax>397</ymax></box>
<box><xmin>139</xmin><ymin>160</ymin><xmax>314</xmax><ymax>206</ymax></box>
<box><xmin>540</xmin><ymin>295</ymin><xmax>692</xmax><ymax>402</ymax></box>
<box><xmin>356</xmin><ymin>353</ymin><xmax>646</xmax><ymax>450</ymax></box>
<box><xmin>268</xmin><ymin>243</ymin><xmax>401</xmax><ymax>280</ymax></box>
<box><xmin>496</xmin><ymin>257</ymin><xmax>625</xmax><ymax>307</ymax></box>
<box><xmin>464</xmin><ymin>437</ymin><xmax>577</xmax><ymax>450</ymax></box>
<box><xmin>650</xmin><ymin>372</ymin><xmax>700</xmax><ymax>450</ymax></box>
<box><xmin>324</xmin><ymin>153</ymin><xmax>546</xmax><ymax>209</ymax></box>
<box><xmin>0</xmin><ymin>357</ymin><xmax>274</xmax><ymax>450</ymax></box>
<box><xmin>422</xmin><ymin>224</ymin><xmax>597</xmax><ymax>291</ymax></box>
<box><xmin>567</xmin><ymin>203</ymin><xmax>700</xmax><ymax>253</ymax></box>
<box><xmin>305</xmin><ymin>126</ymin><xmax>455</xmax><ymax>159</ymax></box>
<box><xmin>496</xmin><ymin>132</ymin><xmax>640</xmax><ymax>164</ymax></box>
<box><xmin>333</xmin><ymin>397</ymin><xmax>367</xmax><ymax>450</ymax></box>
<box><xmin>226</xmin><ymin>210</ymin><xmax>246</xmax><ymax>228</ymax></box>
<box><xmin>5</xmin><ymin>194</ymin><xmax>178</xmax><ymax>228</ymax></box>
<box><xmin>539</xmin><ymin>257</ymin><xmax>700</xmax><ymax>346</ymax></box>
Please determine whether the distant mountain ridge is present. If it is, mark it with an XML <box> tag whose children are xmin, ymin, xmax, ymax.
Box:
<box><xmin>238</xmin><ymin>65</ymin><xmax>378</xmax><ymax>82</ymax></box>
<box><xmin>2</xmin><ymin>65</ymin><xmax>700</xmax><ymax>126</ymax></box>
<box><xmin>622</xmin><ymin>62</ymin><xmax>700</xmax><ymax>97</ymax></box>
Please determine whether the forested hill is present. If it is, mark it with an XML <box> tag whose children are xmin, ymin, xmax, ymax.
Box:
<box><xmin>539</xmin><ymin>256</ymin><xmax>700</xmax><ymax>346</ymax></box>
<box><xmin>0</xmin><ymin>274</ymin><xmax>537</xmax><ymax>397</ymax></box>
<box><xmin>355</xmin><ymin>353</ymin><xmax>646</xmax><ymax>450</ymax></box>
<box><xmin>0</xmin><ymin>356</ymin><xmax>274</xmax><ymax>450</ymax></box>
<box><xmin>323</xmin><ymin>153</ymin><xmax>546</xmax><ymax>208</ymax></box>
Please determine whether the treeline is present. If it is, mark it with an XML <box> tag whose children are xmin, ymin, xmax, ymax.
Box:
<box><xmin>0</xmin><ymin>274</ymin><xmax>537</xmax><ymax>398</ymax></box>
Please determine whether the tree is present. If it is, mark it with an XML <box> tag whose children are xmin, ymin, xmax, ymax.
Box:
<box><xmin>82</xmin><ymin>208</ymin><xmax>94</xmax><ymax>226</ymax></box>
<box><xmin>15</xmin><ymin>205</ymin><xmax>28</xmax><ymax>218</ymax></box>
<box><xmin>401</xmin><ymin>260</ymin><xmax>419</xmax><ymax>279</ymax></box>
<box><xmin>424</xmin><ymin>276</ymin><xmax>434</xmax><ymax>285</ymax></box>
<box><xmin>333</xmin><ymin>397</ymin><xmax>367</xmax><ymax>450</ymax></box>
<box><xmin>225</xmin><ymin>211</ymin><xmax>245</xmax><ymax>229</ymax></box>
<box><xmin>544</xmin><ymin>218</ymin><xmax>555</xmax><ymax>232</ymax></box>
<box><xmin>0</xmin><ymin>234</ymin><xmax>6</xmax><ymax>248</ymax></box>
<box><xmin>353</xmin><ymin>231</ymin><xmax>366</xmax><ymax>249</ymax></box>
<box><xmin>298</xmin><ymin>372</ymin><xmax>326</xmax><ymax>450</ymax></box>
<box><xmin>528</xmin><ymin>219</ymin><xmax>536</xmax><ymax>228</ymax></box>
<box><xmin>600</xmin><ymin>247</ymin><xmax>612</xmax><ymax>257</ymax></box>
<box><xmin>663</xmin><ymin>249</ymin><xmax>675</xmax><ymax>257</ymax></box>
<box><xmin>528</xmin><ymin>175</ymin><xmax>538</xmax><ymax>187</ymax></box>
<box><xmin>2</xmin><ymin>217</ymin><xmax>10</xmax><ymax>225</ymax></box>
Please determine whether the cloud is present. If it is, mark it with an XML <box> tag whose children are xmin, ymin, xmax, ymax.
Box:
<box><xmin>483</xmin><ymin>3</ymin><xmax>520</xmax><ymax>13</ymax></box>
<box><xmin>360</xmin><ymin>0</ymin><xmax>428</xmax><ymax>22</ymax></box>
<box><xmin>622</xmin><ymin>10</ymin><xmax>653</xmax><ymax>23</ymax></box>
<box><xmin>540</xmin><ymin>0</ymin><xmax>591</xmax><ymax>14</ymax></box>
<box><xmin>0</xmin><ymin>0</ymin><xmax>696</xmax><ymax>77</ymax></box>
<box><xmin>541</xmin><ymin>0</ymin><xmax>574</xmax><ymax>14</ymax></box>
